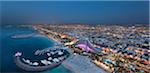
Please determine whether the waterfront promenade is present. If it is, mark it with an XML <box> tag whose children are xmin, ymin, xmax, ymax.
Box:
<box><xmin>35</xmin><ymin>25</ymin><xmax>150</xmax><ymax>73</ymax></box>
<box><xmin>36</xmin><ymin>26</ymin><xmax>108</xmax><ymax>73</ymax></box>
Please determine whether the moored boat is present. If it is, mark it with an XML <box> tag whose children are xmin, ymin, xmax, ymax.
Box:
<box><xmin>13</xmin><ymin>49</ymin><xmax>70</xmax><ymax>72</ymax></box>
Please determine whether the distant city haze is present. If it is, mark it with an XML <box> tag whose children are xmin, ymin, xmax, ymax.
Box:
<box><xmin>1</xmin><ymin>1</ymin><xmax>149</xmax><ymax>24</ymax></box>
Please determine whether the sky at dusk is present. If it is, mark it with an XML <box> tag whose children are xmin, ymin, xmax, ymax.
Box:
<box><xmin>1</xmin><ymin>1</ymin><xmax>149</xmax><ymax>24</ymax></box>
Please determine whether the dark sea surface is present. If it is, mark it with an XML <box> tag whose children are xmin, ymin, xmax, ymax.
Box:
<box><xmin>1</xmin><ymin>25</ymin><xmax>72</xmax><ymax>73</ymax></box>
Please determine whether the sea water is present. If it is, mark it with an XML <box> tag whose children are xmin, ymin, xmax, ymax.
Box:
<box><xmin>0</xmin><ymin>25</ymin><xmax>72</xmax><ymax>73</ymax></box>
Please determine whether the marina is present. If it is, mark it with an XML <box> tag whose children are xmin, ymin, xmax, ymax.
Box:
<box><xmin>1</xmin><ymin>1</ymin><xmax>149</xmax><ymax>73</ymax></box>
<box><xmin>35</xmin><ymin>24</ymin><xmax>150</xmax><ymax>73</ymax></box>
<box><xmin>13</xmin><ymin>48</ymin><xmax>70</xmax><ymax>71</ymax></box>
<box><xmin>1</xmin><ymin>26</ymin><xmax>72</xmax><ymax>73</ymax></box>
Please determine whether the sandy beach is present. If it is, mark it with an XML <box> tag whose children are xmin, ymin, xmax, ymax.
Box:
<box><xmin>36</xmin><ymin>27</ymin><xmax>108</xmax><ymax>73</ymax></box>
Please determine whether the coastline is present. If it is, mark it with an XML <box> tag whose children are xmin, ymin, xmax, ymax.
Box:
<box><xmin>35</xmin><ymin>26</ymin><xmax>108</xmax><ymax>73</ymax></box>
<box><xmin>35</xmin><ymin>28</ymin><xmax>60</xmax><ymax>46</ymax></box>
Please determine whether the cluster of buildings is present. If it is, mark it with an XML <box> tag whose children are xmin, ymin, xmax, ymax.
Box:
<box><xmin>35</xmin><ymin>24</ymin><xmax>149</xmax><ymax>73</ymax></box>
